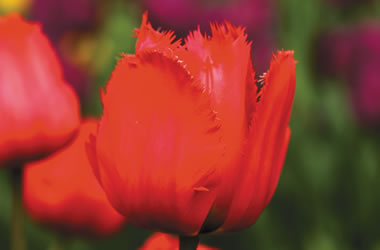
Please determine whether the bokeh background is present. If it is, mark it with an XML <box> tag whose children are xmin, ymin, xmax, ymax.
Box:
<box><xmin>1</xmin><ymin>0</ymin><xmax>380</xmax><ymax>249</ymax></box>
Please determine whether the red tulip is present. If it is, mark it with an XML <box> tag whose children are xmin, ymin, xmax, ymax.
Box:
<box><xmin>87</xmin><ymin>13</ymin><xmax>296</xmax><ymax>235</ymax></box>
<box><xmin>0</xmin><ymin>14</ymin><xmax>80</xmax><ymax>167</ymax></box>
<box><xmin>23</xmin><ymin>119</ymin><xmax>125</xmax><ymax>236</ymax></box>
<box><xmin>139</xmin><ymin>233</ymin><xmax>217</xmax><ymax>250</ymax></box>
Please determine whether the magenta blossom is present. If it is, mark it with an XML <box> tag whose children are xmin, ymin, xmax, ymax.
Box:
<box><xmin>317</xmin><ymin>23</ymin><xmax>380</xmax><ymax>126</ymax></box>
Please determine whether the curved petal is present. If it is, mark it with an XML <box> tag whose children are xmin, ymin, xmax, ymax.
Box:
<box><xmin>86</xmin><ymin>129</ymin><xmax>128</xmax><ymax>216</ymax></box>
<box><xmin>220</xmin><ymin>50</ymin><xmax>296</xmax><ymax>232</ymax></box>
<box><xmin>177</xmin><ymin>23</ymin><xmax>253</xmax><ymax>227</ymax></box>
<box><xmin>96</xmin><ymin>52</ymin><xmax>224</xmax><ymax>235</ymax></box>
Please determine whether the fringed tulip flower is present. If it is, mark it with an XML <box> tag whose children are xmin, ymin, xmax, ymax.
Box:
<box><xmin>23</xmin><ymin>119</ymin><xmax>125</xmax><ymax>236</ymax></box>
<box><xmin>87</xmin><ymin>13</ymin><xmax>295</xmax><ymax>237</ymax></box>
<box><xmin>139</xmin><ymin>233</ymin><xmax>217</xmax><ymax>250</ymax></box>
<box><xmin>0</xmin><ymin>14</ymin><xmax>80</xmax><ymax>167</ymax></box>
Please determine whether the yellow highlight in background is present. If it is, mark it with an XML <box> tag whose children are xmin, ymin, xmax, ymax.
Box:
<box><xmin>0</xmin><ymin>0</ymin><xmax>31</xmax><ymax>14</ymax></box>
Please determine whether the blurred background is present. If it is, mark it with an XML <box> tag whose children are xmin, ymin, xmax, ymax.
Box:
<box><xmin>1</xmin><ymin>0</ymin><xmax>380</xmax><ymax>249</ymax></box>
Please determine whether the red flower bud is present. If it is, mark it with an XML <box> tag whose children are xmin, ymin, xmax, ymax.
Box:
<box><xmin>0</xmin><ymin>14</ymin><xmax>80</xmax><ymax>167</ymax></box>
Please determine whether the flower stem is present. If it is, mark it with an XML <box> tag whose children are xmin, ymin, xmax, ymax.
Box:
<box><xmin>179</xmin><ymin>235</ymin><xmax>199</xmax><ymax>250</ymax></box>
<box><xmin>10</xmin><ymin>167</ymin><xmax>25</xmax><ymax>250</ymax></box>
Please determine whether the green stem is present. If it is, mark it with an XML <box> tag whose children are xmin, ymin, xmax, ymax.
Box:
<box><xmin>10</xmin><ymin>167</ymin><xmax>25</xmax><ymax>250</ymax></box>
<box><xmin>179</xmin><ymin>235</ymin><xmax>199</xmax><ymax>250</ymax></box>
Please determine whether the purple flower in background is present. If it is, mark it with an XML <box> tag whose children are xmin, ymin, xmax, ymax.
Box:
<box><xmin>31</xmin><ymin>0</ymin><xmax>97</xmax><ymax>42</ymax></box>
<box><xmin>317</xmin><ymin>24</ymin><xmax>380</xmax><ymax>126</ymax></box>
<box><xmin>58</xmin><ymin>54</ymin><xmax>91</xmax><ymax>101</ymax></box>
<box><xmin>349</xmin><ymin>26</ymin><xmax>380</xmax><ymax>125</ymax></box>
<box><xmin>30</xmin><ymin>0</ymin><xmax>98</xmax><ymax>102</ymax></box>
<box><xmin>141</xmin><ymin>0</ymin><xmax>275</xmax><ymax>75</ymax></box>
<box><xmin>316</xmin><ymin>29</ymin><xmax>353</xmax><ymax>77</ymax></box>
<box><xmin>325</xmin><ymin>0</ymin><xmax>373</xmax><ymax>7</ymax></box>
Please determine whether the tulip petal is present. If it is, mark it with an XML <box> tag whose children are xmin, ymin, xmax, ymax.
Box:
<box><xmin>96</xmin><ymin>52</ymin><xmax>223</xmax><ymax>235</ymax></box>
<box><xmin>86</xmin><ymin>129</ymin><xmax>127</xmax><ymax>216</ymax></box>
<box><xmin>177</xmin><ymin>23</ymin><xmax>254</xmax><ymax>226</ymax></box>
<box><xmin>220</xmin><ymin>50</ymin><xmax>296</xmax><ymax>232</ymax></box>
<box><xmin>134</xmin><ymin>12</ymin><xmax>181</xmax><ymax>55</ymax></box>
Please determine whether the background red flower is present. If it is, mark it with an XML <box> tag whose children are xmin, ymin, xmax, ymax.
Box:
<box><xmin>139</xmin><ymin>233</ymin><xmax>218</xmax><ymax>250</ymax></box>
<box><xmin>23</xmin><ymin>119</ymin><xmax>125</xmax><ymax>236</ymax></box>
<box><xmin>0</xmin><ymin>14</ymin><xmax>80</xmax><ymax>167</ymax></box>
